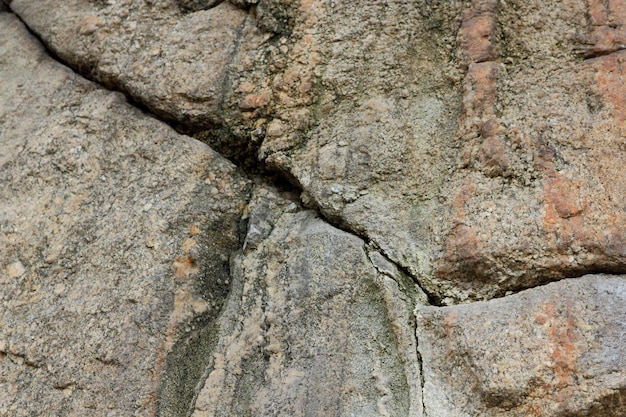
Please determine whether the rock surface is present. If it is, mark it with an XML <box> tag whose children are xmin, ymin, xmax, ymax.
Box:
<box><xmin>0</xmin><ymin>13</ymin><xmax>250</xmax><ymax>416</ymax></box>
<box><xmin>5</xmin><ymin>0</ymin><xmax>269</xmax><ymax>164</ymax></box>
<box><xmin>417</xmin><ymin>274</ymin><xmax>626</xmax><ymax>417</ymax></box>
<box><xmin>7</xmin><ymin>0</ymin><xmax>626</xmax><ymax>302</ymax></box>
<box><xmin>1</xmin><ymin>1</ymin><xmax>626</xmax><ymax>416</ymax></box>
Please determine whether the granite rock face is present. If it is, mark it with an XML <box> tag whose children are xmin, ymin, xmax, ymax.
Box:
<box><xmin>8</xmin><ymin>0</ymin><xmax>626</xmax><ymax>302</ymax></box>
<box><xmin>286</xmin><ymin>0</ymin><xmax>626</xmax><ymax>302</ymax></box>
<box><xmin>187</xmin><ymin>187</ymin><xmax>425</xmax><ymax>417</ymax></box>
<box><xmin>0</xmin><ymin>14</ymin><xmax>250</xmax><ymax>416</ymax></box>
<box><xmin>417</xmin><ymin>274</ymin><xmax>626</xmax><ymax>417</ymax></box>
<box><xmin>2</xmin><ymin>0</ymin><xmax>626</xmax><ymax>416</ymax></box>
<box><xmin>0</xmin><ymin>12</ymin><xmax>427</xmax><ymax>417</ymax></box>
<box><xmin>6</xmin><ymin>0</ymin><xmax>247</xmax><ymax>127</ymax></box>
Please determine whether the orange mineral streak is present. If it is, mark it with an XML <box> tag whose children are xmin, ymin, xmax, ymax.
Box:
<box><xmin>459</xmin><ymin>14</ymin><xmax>497</xmax><ymax>64</ymax></box>
<box><xmin>536</xmin><ymin>144</ymin><xmax>593</xmax><ymax>258</ymax></box>
<box><xmin>445</xmin><ymin>224</ymin><xmax>484</xmax><ymax>263</ymax></box>
<box><xmin>540</xmin><ymin>302</ymin><xmax>580</xmax><ymax>389</ymax></box>
<box><xmin>608</xmin><ymin>0</ymin><xmax>626</xmax><ymax>24</ymax></box>
<box><xmin>458</xmin><ymin>0</ymin><xmax>500</xmax><ymax>132</ymax></box>
<box><xmin>442</xmin><ymin>312</ymin><xmax>459</xmax><ymax>356</ymax></box>
<box><xmin>457</xmin><ymin>0</ymin><xmax>499</xmax><ymax>66</ymax></box>
<box><xmin>442</xmin><ymin>179</ymin><xmax>484</xmax><ymax>266</ymax></box>
<box><xmin>587</xmin><ymin>0</ymin><xmax>626</xmax><ymax>57</ymax></box>
<box><xmin>462</xmin><ymin>62</ymin><xmax>498</xmax><ymax>119</ymax></box>
<box><xmin>452</xmin><ymin>179</ymin><xmax>477</xmax><ymax>221</ymax></box>
<box><xmin>437</xmin><ymin>175</ymin><xmax>489</xmax><ymax>280</ymax></box>
<box><xmin>592</xmin><ymin>50</ymin><xmax>626</xmax><ymax>126</ymax></box>
<box><xmin>456</xmin><ymin>1</ymin><xmax>510</xmax><ymax>178</ymax></box>
<box><xmin>588</xmin><ymin>0</ymin><xmax>626</xmax><ymax>26</ymax></box>
<box><xmin>543</xmin><ymin>177</ymin><xmax>585</xmax><ymax>223</ymax></box>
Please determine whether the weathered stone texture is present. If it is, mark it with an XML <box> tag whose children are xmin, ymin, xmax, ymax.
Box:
<box><xmin>417</xmin><ymin>274</ymin><xmax>626</xmax><ymax>417</ymax></box>
<box><xmin>286</xmin><ymin>0</ymin><xmax>626</xmax><ymax>303</ymax></box>
<box><xmin>0</xmin><ymin>14</ymin><xmax>249</xmax><ymax>416</ymax></box>
<box><xmin>288</xmin><ymin>0</ymin><xmax>626</xmax><ymax>303</ymax></box>
<box><xmin>426</xmin><ymin>0</ymin><xmax>626</xmax><ymax>302</ymax></box>
<box><xmin>188</xmin><ymin>186</ymin><xmax>426</xmax><ymax>417</ymax></box>
<box><xmin>2</xmin><ymin>0</ymin><xmax>626</xmax><ymax>415</ymax></box>
<box><xmin>5</xmin><ymin>0</ymin><xmax>274</xmax><ymax>166</ymax></box>
<box><xmin>9</xmin><ymin>0</ymin><xmax>625</xmax><ymax>302</ymax></box>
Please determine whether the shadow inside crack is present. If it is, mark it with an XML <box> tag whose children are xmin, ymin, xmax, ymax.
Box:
<box><xmin>578</xmin><ymin>388</ymin><xmax>626</xmax><ymax>417</ymax></box>
<box><xmin>156</xmin><ymin>321</ymin><xmax>221</xmax><ymax>417</ymax></box>
<box><xmin>177</xmin><ymin>0</ymin><xmax>225</xmax><ymax>13</ymax></box>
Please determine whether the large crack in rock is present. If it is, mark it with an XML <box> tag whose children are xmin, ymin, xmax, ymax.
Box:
<box><xmin>7</xmin><ymin>0</ymin><xmax>625</xmax><ymax>304</ymax></box>
<box><xmin>0</xmin><ymin>10</ymin><xmax>429</xmax><ymax>417</ymax></box>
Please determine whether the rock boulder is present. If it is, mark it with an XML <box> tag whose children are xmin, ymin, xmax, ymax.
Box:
<box><xmin>417</xmin><ymin>274</ymin><xmax>626</xmax><ymax>416</ymax></box>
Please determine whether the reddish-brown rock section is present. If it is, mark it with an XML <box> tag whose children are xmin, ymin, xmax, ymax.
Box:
<box><xmin>430</xmin><ymin>0</ymin><xmax>626</xmax><ymax>301</ymax></box>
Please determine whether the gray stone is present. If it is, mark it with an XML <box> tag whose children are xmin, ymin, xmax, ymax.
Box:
<box><xmin>188</xmin><ymin>186</ymin><xmax>425</xmax><ymax>417</ymax></box>
<box><xmin>0</xmin><ymin>14</ymin><xmax>250</xmax><ymax>416</ymax></box>
<box><xmin>10</xmin><ymin>0</ymin><xmax>626</xmax><ymax>303</ymax></box>
<box><xmin>416</xmin><ymin>275</ymin><xmax>626</xmax><ymax>417</ymax></box>
<box><xmin>2</xmin><ymin>0</ymin><xmax>626</xmax><ymax>416</ymax></box>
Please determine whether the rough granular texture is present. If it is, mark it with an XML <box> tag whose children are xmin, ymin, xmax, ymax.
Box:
<box><xmin>10</xmin><ymin>0</ymin><xmax>625</xmax><ymax>302</ymax></box>
<box><xmin>2</xmin><ymin>0</ymin><xmax>626</xmax><ymax>415</ymax></box>
<box><xmin>0</xmin><ymin>13</ymin><xmax>249</xmax><ymax>416</ymax></box>
<box><xmin>417</xmin><ymin>274</ymin><xmax>626</xmax><ymax>417</ymax></box>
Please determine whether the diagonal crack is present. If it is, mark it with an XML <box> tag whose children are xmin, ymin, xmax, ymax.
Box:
<box><xmin>2</xmin><ymin>3</ymin><xmax>436</xmax><ymax>305</ymax></box>
<box><xmin>4</xmin><ymin>1</ymin><xmax>624</xmax><ymax>314</ymax></box>
<box><xmin>0</xmin><ymin>3</ymin><xmax>456</xmax><ymax>310</ymax></box>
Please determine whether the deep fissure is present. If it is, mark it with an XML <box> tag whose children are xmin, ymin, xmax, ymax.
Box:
<box><xmin>414</xmin><ymin>322</ymin><xmax>427</xmax><ymax>417</ymax></box>
<box><xmin>6</xmin><ymin>4</ymin><xmax>623</xmax><ymax>311</ymax></box>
